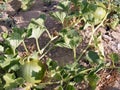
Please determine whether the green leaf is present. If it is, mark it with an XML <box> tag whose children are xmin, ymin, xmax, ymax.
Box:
<box><xmin>28</xmin><ymin>17</ymin><xmax>46</xmax><ymax>39</ymax></box>
<box><xmin>28</xmin><ymin>51</ymin><xmax>39</xmax><ymax>60</ymax></box>
<box><xmin>66</xmin><ymin>83</ymin><xmax>76</xmax><ymax>90</ymax></box>
<box><xmin>3</xmin><ymin>73</ymin><xmax>24</xmax><ymax>90</ymax></box>
<box><xmin>21</xmin><ymin>0</ymin><xmax>34</xmax><ymax>11</ymax></box>
<box><xmin>8</xmin><ymin>64</ymin><xmax>20</xmax><ymax>72</ymax></box>
<box><xmin>47</xmin><ymin>58</ymin><xmax>58</xmax><ymax>70</ymax></box>
<box><xmin>52</xmin><ymin>72</ymin><xmax>62</xmax><ymax>80</ymax></box>
<box><xmin>30</xmin><ymin>27</ymin><xmax>45</xmax><ymax>39</ymax></box>
<box><xmin>2</xmin><ymin>32</ymin><xmax>8</xmax><ymax>39</ymax></box>
<box><xmin>86</xmin><ymin>51</ymin><xmax>100</xmax><ymax>64</ymax></box>
<box><xmin>86</xmin><ymin>73</ymin><xmax>99</xmax><ymax>90</ymax></box>
<box><xmin>7</xmin><ymin>35</ymin><xmax>22</xmax><ymax>53</ymax></box>
<box><xmin>109</xmin><ymin>15</ymin><xmax>119</xmax><ymax>30</ymax></box>
<box><xmin>57</xmin><ymin>1</ymin><xmax>70</xmax><ymax>12</ymax></box>
<box><xmin>0</xmin><ymin>40</ymin><xmax>14</xmax><ymax>55</ymax></box>
<box><xmin>0</xmin><ymin>55</ymin><xmax>20</xmax><ymax>72</ymax></box>
<box><xmin>51</xmin><ymin>11</ymin><xmax>67</xmax><ymax>24</ymax></box>
<box><xmin>56</xmin><ymin>29</ymin><xmax>81</xmax><ymax>49</ymax></box>
<box><xmin>109</xmin><ymin>53</ymin><xmax>120</xmax><ymax>63</ymax></box>
<box><xmin>0</xmin><ymin>45</ymin><xmax>4</xmax><ymax>52</ymax></box>
<box><xmin>74</xmin><ymin>74</ymin><xmax>84</xmax><ymax>83</ymax></box>
<box><xmin>70</xmin><ymin>0</ymin><xmax>80</xmax><ymax>6</ymax></box>
<box><xmin>6</xmin><ymin>28</ymin><xmax>26</xmax><ymax>54</ymax></box>
<box><xmin>20</xmin><ymin>59</ymin><xmax>46</xmax><ymax>84</ymax></box>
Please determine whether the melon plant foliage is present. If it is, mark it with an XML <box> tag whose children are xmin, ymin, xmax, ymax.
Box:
<box><xmin>0</xmin><ymin>0</ymin><xmax>120</xmax><ymax>90</ymax></box>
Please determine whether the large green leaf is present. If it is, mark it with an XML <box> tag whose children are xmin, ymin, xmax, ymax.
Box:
<box><xmin>0</xmin><ymin>55</ymin><xmax>20</xmax><ymax>72</ymax></box>
<box><xmin>28</xmin><ymin>17</ymin><xmax>46</xmax><ymax>39</ymax></box>
<box><xmin>56</xmin><ymin>1</ymin><xmax>70</xmax><ymax>12</ymax></box>
<box><xmin>7</xmin><ymin>34</ymin><xmax>22</xmax><ymax>53</ymax></box>
<box><xmin>56</xmin><ymin>29</ymin><xmax>81</xmax><ymax>49</ymax></box>
<box><xmin>3</xmin><ymin>73</ymin><xmax>24</xmax><ymax>90</ymax></box>
<box><xmin>6</xmin><ymin>28</ymin><xmax>27</xmax><ymax>54</ymax></box>
<box><xmin>20</xmin><ymin>59</ymin><xmax>46</xmax><ymax>84</ymax></box>
<box><xmin>51</xmin><ymin>11</ymin><xmax>67</xmax><ymax>24</ymax></box>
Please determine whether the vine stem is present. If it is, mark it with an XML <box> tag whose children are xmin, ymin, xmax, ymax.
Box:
<box><xmin>39</xmin><ymin>36</ymin><xmax>58</xmax><ymax>60</ymax></box>
<box><xmin>76</xmin><ymin>12</ymin><xmax>109</xmax><ymax>62</ymax></box>
<box><xmin>104</xmin><ymin>66</ymin><xmax>120</xmax><ymax>69</ymax></box>
<box><xmin>35</xmin><ymin>38</ymin><xmax>42</xmax><ymax>55</ymax></box>
<box><xmin>45</xmin><ymin>28</ymin><xmax>52</xmax><ymax>39</ymax></box>
<box><xmin>22</xmin><ymin>40</ymin><xmax>29</xmax><ymax>53</ymax></box>
<box><xmin>36</xmin><ymin>68</ymin><xmax>94</xmax><ymax>86</ymax></box>
<box><xmin>39</xmin><ymin>66</ymin><xmax>120</xmax><ymax>86</ymax></box>
<box><xmin>64</xmin><ymin>68</ymin><xmax>94</xmax><ymax>82</ymax></box>
<box><xmin>73</xmin><ymin>47</ymin><xmax>77</xmax><ymax>61</ymax></box>
<box><xmin>41</xmin><ymin>36</ymin><xmax>58</xmax><ymax>54</ymax></box>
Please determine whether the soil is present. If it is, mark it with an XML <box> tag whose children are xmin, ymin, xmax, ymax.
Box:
<box><xmin>0</xmin><ymin>0</ymin><xmax>120</xmax><ymax>90</ymax></box>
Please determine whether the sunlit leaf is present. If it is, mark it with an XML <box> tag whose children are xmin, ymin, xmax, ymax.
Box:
<box><xmin>20</xmin><ymin>0</ymin><xmax>34</xmax><ymax>11</ymax></box>
<box><xmin>51</xmin><ymin>11</ymin><xmax>67</xmax><ymax>24</ymax></box>
<box><xmin>6</xmin><ymin>28</ymin><xmax>27</xmax><ymax>54</ymax></box>
<box><xmin>0</xmin><ymin>45</ymin><xmax>4</xmax><ymax>52</ymax></box>
<box><xmin>0</xmin><ymin>55</ymin><xmax>20</xmax><ymax>72</ymax></box>
<box><xmin>28</xmin><ymin>17</ymin><xmax>46</xmax><ymax>39</ymax></box>
<box><xmin>57</xmin><ymin>1</ymin><xmax>70</xmax><ymax>12</ymax></box>
<box><xmin>20</xmin><ymin>59</ymin><xmax>46</xmax><ymax>84</ymax></box>
<box><xmin>3</xmin><ymin>73</ymin><xmax>24</xmax><ymax>89</ymax></box>
<box><xmin>56</xmin><ymin>29</ymin><xmax>81</xmax><ymax>49</ymax></box>
<box><xmin>2</xmin><ymin>32</ymin><xmax>8</xmax><ymax>39</ymax></box>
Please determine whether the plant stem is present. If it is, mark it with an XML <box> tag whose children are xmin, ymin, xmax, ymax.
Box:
<box><xmin>112</xmin><ymin>61</ymin><xmax>115</xmax><ymax>68</ymax></box>
<box><xmin>41</xmin><ymin>36</ymin><xmax>58</xmax><ymax>54</ymax></box>
<box><xmin>36</xmin><ymin>68</ymin><xmax>93</xmax><ymax>86</ymax></box>
<box><xmin>64</xmin><ymin>68</ymin><xmax>94</xmax><ymax>82</ymax></box>
<box><xmin>13</xmin><ymin>48</ymin><xmax>16</xmax><ymax>56</ymax></box>
<box><xmin>76</xmin><ymin>12</ymin><xmax>109</xmax><ymax>62</ymax></box>
<box><xmin>39</xmin><ymin>45</ymin><xmax>53</xmax><ymax>60</ymax></box>
<box><xmin>37</xmin><ymin>80</ymin><xmax>60</xmax><ymax>86</ymax></box>
<box><xmin>73</xmin><ymin>47</ymin><xmax>76</xmax><ymax>61</ymax></box>
<box><xmin>45</xmin><ymin>29</ymin><xmax>52</xmax><ymax>39</ymax></box>
<box><xmin>104</xmin><ymin>66</ymin><xmax>120</xmax><ymax>69</ymax></box>
<box><xmin>35</xmin><ymin>38</ymin><xmax>42</xmax><ymax>54</ymax></box>
<box><xmin>38</xmin><ymin>66</ymin><xmax>119</xmax><ymax>86</ymax></box>
<box><xmin>22</xmin><ymin>40</ymin><xmax>29</xmax><ymax>53</ymax></box>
